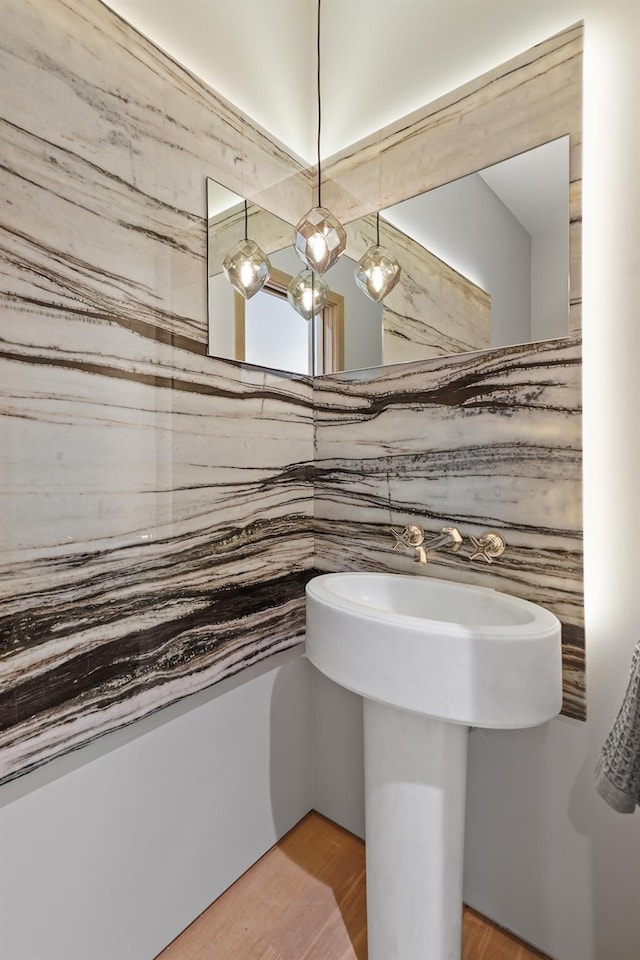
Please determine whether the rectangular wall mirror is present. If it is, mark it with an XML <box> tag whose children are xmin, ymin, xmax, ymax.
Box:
<box><xmin>207</xmin><ymin>135</ymin><xmax>569</xmax><ymax>377</ymax></box>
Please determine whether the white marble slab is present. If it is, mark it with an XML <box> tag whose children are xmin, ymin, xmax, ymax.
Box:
<box><xmin>0</xmin><ymin>0</ymin><xmax>314</xmax><ymax>782</ymax></box>
<box><xmin>314</xmin><ymin>338</ymin><xmax>584</xmax><ymax>718</ymax></box>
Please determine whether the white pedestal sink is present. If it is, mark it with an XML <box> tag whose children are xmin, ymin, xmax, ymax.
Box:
<box><xmin>305</xmin><ymin>572</ymin><xmax>562</xmax><ymax>960</ymax></box>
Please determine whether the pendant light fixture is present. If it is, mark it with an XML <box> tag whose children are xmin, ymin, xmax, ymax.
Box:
<box><xmin>354</xmin><ymin>212</ymin><xmax>402</xmax><ymax>302</ymax></box>
<box><xmin>287</xmin><ymin>268</ymin><xmax>329</xmax><ymax>321</ymax></box>
<box><xmin>223</xmin><ymin>200</ymin><xmax>271</xmax><ymax>299</ymax></box>
<box><xmin>292</xmin><ymin>0</ymin><xmax>346</xmax><ymax>277</ymax></box>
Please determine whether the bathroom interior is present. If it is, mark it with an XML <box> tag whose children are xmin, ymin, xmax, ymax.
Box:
<box><xmin>0</xmin><ymin>1</ymin><xmax>639</xmax><ymax>958</ymax></box>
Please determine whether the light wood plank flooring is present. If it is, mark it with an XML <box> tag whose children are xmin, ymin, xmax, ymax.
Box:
<box><xmin>156</xmin><ymin>812</ymin><xmax>550</xmax><ymax>960</ymax></box>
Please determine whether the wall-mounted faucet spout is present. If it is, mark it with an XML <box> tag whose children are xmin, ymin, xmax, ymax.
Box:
<box><xmin>392</xmin><ymin>524</ymin><xmax>462</xmax><ymax>564</ymax></box>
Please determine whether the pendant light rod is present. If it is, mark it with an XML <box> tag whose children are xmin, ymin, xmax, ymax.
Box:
<box><xmin>316</xmin><ymin>0</ymin><xmax>322</xmax><ymax>207</ymax></box>
<box><xmin>376</xmin><ymin>211</ymin><xmax>380</xmax><ymax>246</ymax></box>
<box><xmin>244</xmin><ymin>200</ymin><xmax>248</xmax><ymax>241</ymax></box>
<box><xmin>292</xmin><ymin>0</ymin><xmax>346</xmax><ymax>276</ymax></box>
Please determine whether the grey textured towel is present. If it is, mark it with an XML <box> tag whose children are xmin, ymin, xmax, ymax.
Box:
<box><xmin>596</xmin><ymin>639</ymin><xmax>640</xmax><ymax>813</ymax></box>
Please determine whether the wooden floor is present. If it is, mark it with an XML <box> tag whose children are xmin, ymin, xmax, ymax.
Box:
<box><xmin>157</xmin><ymin>812</ymin><xmax>550</xmax><ymax>960</ymax></box>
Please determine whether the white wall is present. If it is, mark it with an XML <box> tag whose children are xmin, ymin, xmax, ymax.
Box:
<box><xmin>208</xmin><ymin>273</ymin><xmax>235</xmax><ymax>359</ymax></box>
<box><xmin>325</xmin><ymin>252</ymin><xmax>383</xmax><ymax>371</ymax></box>
<box><xmin>0</xmin><ymin>652</ymin><xmax>313</xmax><ymax>960</ymax></box>
<box><xmin>531</xmin><ymin>227</ymin><xmax>569</xmax><ymax>342</ymax></box>
<box><xmin>245</xmin><ymin>288</ymin><xmax>310</xmax><ymax>373</ymax></box>
<box><xmin>385</xmin><ymin>173</ymin><xmax>532</xmax><ymax>348</ymax></box>
<box><xmin>311</xmin><ymin>668</ymin><xmax>365</xmax><ymax>840</ymax></box>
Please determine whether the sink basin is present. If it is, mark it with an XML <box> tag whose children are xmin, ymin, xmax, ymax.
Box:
<box><xmin>306</xmin><ymin>571</ymin><xmax>562</xmax><ymax>729</ymax></box>
<box><xmin>306</xmin><ymin>572</ymin><xmax>563</xmax><ymax>959</ymax></box>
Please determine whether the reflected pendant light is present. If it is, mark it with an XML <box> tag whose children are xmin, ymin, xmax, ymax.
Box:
<box><xmin>354</xmin><ymin>212</ymin><xmax>402</xmax><ymax>302</ymax></box>
<box><xmin>293</xmin><ymin>0</ymin><xmax>346</xmax><ymax>275</ymax></box>
<box><xmin>287</xmin><ymin>268</ymin><xmax>329</xmax><ymax>321</ymax></box>
<box><xmin>223</xmin><ymin>201</ymin><xmax>271</xmax><ymax>299</ymax></box>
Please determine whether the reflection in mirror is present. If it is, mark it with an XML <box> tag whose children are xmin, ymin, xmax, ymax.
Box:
<box><xmin>247</xmin><ymin>249</ymin><xmax>382</xmax><ymax>374</ymax></box>
<box><xmin>237</xmin><ymin>264</ymin><xmax>347</xmax><ymax>375</ymax></box>
<box><xmin>239</xmin><ymin>268</ymin><xmax>311</xmax><ymax>375</ymax></box>
<box><xmin>381</xmin><ymin>135</ymin><xmax>570</xmax><ymax>356</ymax></box>
<box><xmin>207</xmin><ymin>181</ymin><xmax>382</xmax><ymax>374</ymax></box>
<box><xmin>207</xmin><ymin>135</ymin><xmax>569</xmax><ymax>377</ymax></box>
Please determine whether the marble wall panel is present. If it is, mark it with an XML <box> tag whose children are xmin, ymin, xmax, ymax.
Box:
<box><xmin>323</xmin><ymin>23</ymin><xmax>582</xmax><ymax>340</ymax></box>
<box><xmin>322</xmin><ymin>23</ymin><xmax>583</xmax><ymax>231</ymax></box>
<box><xmin>314</xmin><ymin>24</ymin><xmax>585</xmax><ymax>719</ymax></box>
<box><xmin>0</xmin><ymin>326</ymin><xmax>314</xmax><ymax>777</ymax></box>
<box><xmin>0</xmin><ymin>1</ymin><xmax>311</xmax><ymax>346</ymax></box>
<box><xmin>314</xmin><ymin>338</ymin><xmax>584</xmax><ymax>719</ymax></box>
<box><xmin>0</xmin><ymin>0</ymin><xmax>314</xmax><ymax>782</ymax></box>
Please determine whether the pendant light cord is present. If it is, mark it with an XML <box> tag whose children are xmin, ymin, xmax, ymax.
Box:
<box><xmin>317</xmin><ymin>0</ymin><xmax>322</xmax><ymax>209</ymax></box>
<box><xmin>244</xmin><ymin>200</ymin><xmax>248</xmax><ymax>241</ymax></box>
<box><xmin>376</xmin><ymin>211</ymin><xmax>380</xmax><ymax>246</ymax></box>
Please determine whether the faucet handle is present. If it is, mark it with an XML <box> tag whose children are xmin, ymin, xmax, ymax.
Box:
<box><xmin>391</xmin><ymin>524</ymin><xmax>425</xmax><ymax>551</ymax></box>
<box><xmin>469</xmin><ymin>531</ymin><xmax>506</xmax><ymax>563</ymax></box>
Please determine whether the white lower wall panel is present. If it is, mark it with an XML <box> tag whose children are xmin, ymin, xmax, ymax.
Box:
<box><xmin>311</xmin><ymin>665</ymin><xmax>365</xmax><ymax>840</ymax></box>
<box><xmin>0</xmin><ymin>651</ymin><xmax>313</xmax><ymax>960</ymax></box>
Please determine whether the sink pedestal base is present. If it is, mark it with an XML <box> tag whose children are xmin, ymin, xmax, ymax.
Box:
<box><xmin>363</xmin><ymin>700</ymin><xmax>469</xmax><ymax>960</ymax></box>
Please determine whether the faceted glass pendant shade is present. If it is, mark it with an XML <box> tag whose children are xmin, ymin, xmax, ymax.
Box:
<box><xmin>223</xmin><ymin>239</ymin><xmax>271</xmax><ymax>299</ymax></box>
<box><xmin>287</xmin><ymin>269</ymin><xmax>329</xmax><ymax>320</ymax></box>
<box><xmin>354</xmin><ymin>244</ymin><xmax>402</xmax><ymax>303</ymax></box>
<box><xmin>293</xmin><ymin>206</ymin><xmax>347</xmax><ymax>275</ymax></box>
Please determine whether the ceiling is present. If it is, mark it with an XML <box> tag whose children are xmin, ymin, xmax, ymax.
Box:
<box><xmin>101</xmin><ymin>0</ymin><xmax>584</xmax><ymax>163</ymax></box>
